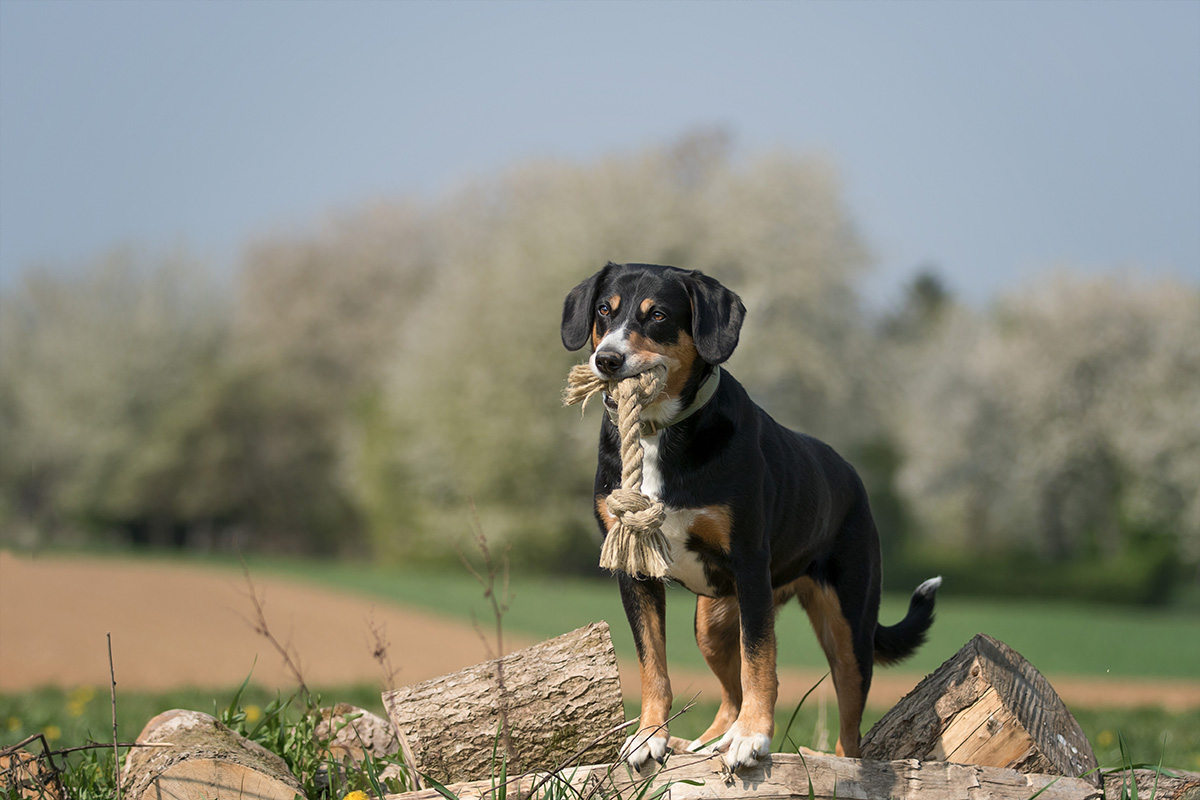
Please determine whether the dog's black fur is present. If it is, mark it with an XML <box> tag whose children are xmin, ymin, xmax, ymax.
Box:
<box><xmin>562</xmin><ymin>262</ymin><xmax>939</xmax><ymax>770</ymax></box>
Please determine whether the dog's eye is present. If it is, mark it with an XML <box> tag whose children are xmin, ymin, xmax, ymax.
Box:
<box><xmin>651</xmin><ymin>309</ymin><xmax>667</xmax><ymax>322</ymax></box>
<box><xmin>597</xmin><ymin>303</ymin><xmax>611</xmax><ymax>317</ymax></box>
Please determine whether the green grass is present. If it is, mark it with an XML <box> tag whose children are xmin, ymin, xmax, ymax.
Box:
<box><xmin>5</xmin><ymin>551</ymin><xmax>1198</xmax><ymax>799</ymax></box>
<box><xmin>246</xmin><ymin>554</ymin><xmax>1200</xmax><ymax>681</ymax></box>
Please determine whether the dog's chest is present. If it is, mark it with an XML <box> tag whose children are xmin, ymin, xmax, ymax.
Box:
<box><xmin>641</xmin><ymin>434</ymin><xmax>718</xmax><ymax>596</ymax></box>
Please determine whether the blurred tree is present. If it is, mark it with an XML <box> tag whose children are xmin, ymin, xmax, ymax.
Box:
<box><xmin>374</xmin><ymin>131</ymin><xmax>878</xmax><ymax>564</ymax></box>
<box><xmin>0</xmin><ymin>248</ymin><xmax>227</xmax><ymax>545</ymax></box>
<box><xmin>893</xmin><ymin>271</ymin><xmax>1200</xmax><ymax>582</ymax></box>
<box><xmin>882</xmin><ymin>267</ymin><xmax>952</xmax><ymax>342</ymax></box>
<box><xmin>231</xmin><ymin>201</ymin><xmax>438</xmax><ymax>557</ymax></box>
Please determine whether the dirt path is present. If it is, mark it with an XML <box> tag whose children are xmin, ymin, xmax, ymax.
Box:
<box><xmin>2</xmin><ymin>551</ymin><xmax>1197</xmax><ymax>710</ymax></box>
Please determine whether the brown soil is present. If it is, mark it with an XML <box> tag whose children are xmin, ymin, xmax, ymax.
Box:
<box><xmin>2</xmin><ymin>551</ymin><xmax>1197</xmax><ymax>710</ymax></box>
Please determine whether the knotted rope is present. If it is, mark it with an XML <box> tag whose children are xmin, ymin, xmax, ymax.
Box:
<box><xmin>564</xmin><ymin>363</ymin><xmax>672</xmax><ymax>578</ymax></box>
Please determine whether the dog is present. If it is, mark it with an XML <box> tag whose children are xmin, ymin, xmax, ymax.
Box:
<box><xmin>561</xmin><ymin>262</ymin><xmax>940</xmax><ymax>770</ymax></box>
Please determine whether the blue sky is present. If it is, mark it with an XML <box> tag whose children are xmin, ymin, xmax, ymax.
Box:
<box><xmin>1</xmin><ymin>1</ymin><xmax>1197</xmax><ymax>305</ymax></box>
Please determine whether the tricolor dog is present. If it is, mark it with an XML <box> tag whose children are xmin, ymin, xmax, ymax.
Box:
<box><xmin>561</xmin><ymin>262</ymin><xmax>940</xmax><ymax>770</ymax></box>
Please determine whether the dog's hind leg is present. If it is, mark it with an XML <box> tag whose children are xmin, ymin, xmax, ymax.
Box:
<box><xmin>691</xmin><ymin>594</ymin><xmax>742</xmax><ymax>749</ymax></box>
<box><xmin>794</xmin><ymin>575</ymin><xmax>872</xmax><ymax>758</ymax></box>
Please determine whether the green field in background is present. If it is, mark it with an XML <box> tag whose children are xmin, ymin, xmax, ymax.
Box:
<box><xmin>256</xmin><ymin>556</ymin><xmax>1200</xmax><ymax>681</ymax></box>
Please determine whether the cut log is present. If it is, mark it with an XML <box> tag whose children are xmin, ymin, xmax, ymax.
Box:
<box><xmin>378</xmin><ymin>752</ymin><xmax>1103</xmax><ymax>800</ymax></box>
<box><xmin>1103</xmin><ymin>768</ymin><xmax>1200</xmax><ymax>800</ymax></box>
<box><xmin>1</xmin><ymin>749</ymin><xmax>64</xmax><ymax>800</ymax></box>
<box><xmin>382</xmin><ymin>621</ymin><xmax>624</xmax><ymax>784</ymax></box>
<box><xmin>317</xmin><ymin>704</ymin><xmax>415</xmax><ymax>793</ymax></box>
<box><xmin>317</xmin><ymin>704</ymin><xmax>400</xmax><ymax>762</ymax></box>
<box><xmin>861</xmin><ymin>633</ymin><xmax>1099</xmax><ymax>786</ymax></box>
<box><xmin>122</xmin><ymin>709</ymin><xmax>304</xmax><ymax>800</ymax></box>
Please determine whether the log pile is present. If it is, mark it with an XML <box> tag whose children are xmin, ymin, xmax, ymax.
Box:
<box><xmin>379</xmin><ymin>751</ymin><xmax>1104</xmax><ymax>800</ymax></box>
<box><xmin>59</xmin><ymin>622</ymin><xmax>1196</xmax><ymax>800</ymax></box>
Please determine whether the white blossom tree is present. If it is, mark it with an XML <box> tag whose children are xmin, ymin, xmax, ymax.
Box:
<box><xmin>893</xmin><ymin>271</ymin><xmax>1200</xmax><ymax>572</ymax></box>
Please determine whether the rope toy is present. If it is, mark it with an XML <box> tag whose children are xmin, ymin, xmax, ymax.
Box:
<box><xmin>564</xmin><ymin>363</ymin><xmax>673</xmax><ymax>578</ymax></box>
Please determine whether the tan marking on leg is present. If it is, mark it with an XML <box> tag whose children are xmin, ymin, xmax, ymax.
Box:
<box><xmin>738</xmin><ymin>623</ymin><xmax>778</xmax><ymax>743</ymax></box>
<box><xmin>634</xmin><ymin>591</ymin><xmax>672</xmax><ymax>734</ymax></box>
<box><xmin>792</xmin><ymin>577</ymin><xmax>866</xmax><ymax>758</ymax></box>
<box><xmin>689</xmin><ymin>505</ymin><xmax>732</xmax><ymax>553</ymax></box>
<box><xmin>694</xmin><ymin>595</ymin><xmax>742</xmax><ymax>743</ymax></box>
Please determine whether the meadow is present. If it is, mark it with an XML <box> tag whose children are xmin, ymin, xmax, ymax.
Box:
<box><xmin>3</xmin><ymin>552</ymin><xmax>1198</xmax><ymax>796</ymax></box>
<box><xmin>249</xmin><ymin>555</ymin><xmax>1200</xmax><ymax>681</ymax></box>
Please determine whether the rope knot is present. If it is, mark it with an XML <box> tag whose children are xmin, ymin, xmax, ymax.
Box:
<box><xmin>605</xmin><ymin>488</ymin><xmax>666</xmax><ymax>531</ymax></box>
<box><xmin>564</xmin><ymin>362</ymin><xmax>673</xmax><ymax>578</ymax></box>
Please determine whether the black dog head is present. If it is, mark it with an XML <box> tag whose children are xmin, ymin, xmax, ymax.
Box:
<box><xmin>562</xmin><ymin>262</ymin><xmax>746</xmax><ymax>409</ymax></box>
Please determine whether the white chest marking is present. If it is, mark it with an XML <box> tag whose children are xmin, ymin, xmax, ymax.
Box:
<box><xmin>641</xmin><ymin>433</ymin><xmax>715</xmax><ymax>595</ymax></box>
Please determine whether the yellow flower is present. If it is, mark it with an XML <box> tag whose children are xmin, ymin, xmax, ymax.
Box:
<box><xmin>6</xmin><ymin>716</ymin><xmax>20</xmax><ymax>732</ymax></box>
<box><xmin>342</xmin><ymin>792</ymin><xmax>370</xmax><ymax>800</ymax></box>
<box><xmin>43</xmin><ymin>725</ymin><xmax>62</xmax><ymax>742</ymax></box>
<box><xmin>67</xmin><ymin>686</ymin><xmax>96</xmax><ymax>717</ymax></box>
<box><xmin>1096</xmin><ymin>730</ymin><xmax>1115</xmax><ymax>749</ymax></box>
<box><xmin>244</xmin><ymin>705</ymin><xmax>262</xmax><ymax>724</ymax></box>
<box><xmin>68</xmin><ymin>686</ymin><xmax>96</xmax><ymax>704</ymax></box>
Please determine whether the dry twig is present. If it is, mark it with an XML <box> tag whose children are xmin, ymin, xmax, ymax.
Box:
<box><xmin>108</xmin><ymin>632</ymin><xmax>121</xmax><ymax>800</ymax></box>
<box><xmin>456</xmin><ymin>498</ymin><xmax>516</xmax><ymax>761</ymax></box>
<box><xmin>237</xmin><ymin>560</ymin><xmax>312</xmax><ymax>703</ymax></box>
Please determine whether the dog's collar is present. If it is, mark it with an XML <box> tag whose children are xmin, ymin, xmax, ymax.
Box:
<box><xmin>604</xmin><ymin>368</ymin><xmax>721</xmax><ymax>437</ymax></box>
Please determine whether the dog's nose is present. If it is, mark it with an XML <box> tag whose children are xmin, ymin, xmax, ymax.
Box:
<box><xmin>594</xmin><ymin>350</ymin><xmax>625</xmax><ymax>376</ymax></box>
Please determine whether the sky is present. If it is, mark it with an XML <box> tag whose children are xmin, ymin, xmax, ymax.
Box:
<box><xmin>1</xmin><ymin>1</ymin><xmax>1197</xmax><ymax>307</ymax></box>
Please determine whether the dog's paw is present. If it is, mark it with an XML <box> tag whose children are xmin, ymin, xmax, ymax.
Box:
<box><xmin>716</xmin><ymin>726</ymin><xmax>771</xmax><ymax>770</ymax></box>
<box><xmin>620</xmin><ymin>730</ymin><xmax>669</xmax><ymax>770</ymax></box>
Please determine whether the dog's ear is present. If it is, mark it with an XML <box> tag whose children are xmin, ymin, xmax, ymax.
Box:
<box><xmin>686</xmin><ymin>270</ymin><xmax>746</xmax><ymax>364</ymax></box>
<box><xmin>561</xmin><ymin>263</ymin><xmax>614</xmax><ymax>351</ymax></box>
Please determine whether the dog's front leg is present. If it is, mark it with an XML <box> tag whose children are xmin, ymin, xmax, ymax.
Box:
<box><xmin>718</xmin><ymin>558</ymin><xmax>777</xmax><ymax>770</ymax></box>
<box><xmin>617</xmin><ymin>572</ymin><xmax>671</xmax><ymax>770</ymax></box>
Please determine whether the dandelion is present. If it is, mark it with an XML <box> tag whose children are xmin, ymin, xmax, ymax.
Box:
<box><xmin>342</xmin><ymin>792</ymin><xmax>370</xmax><ymax>800</ymax></box>
<box><xmin>1096</xmin><ymin>730</ymin><xmax>1115</xmax><ymax>749</ymax></box>
<box><xmin>67</xmin><ymin>685</ymin><xmax>96</xmax><ymax>717</ymax></box>
<box><xmin>244</xmin><ymin>705</ymin><xmax>262</xmax><ymax>724</ymax></box>
<box><xmin>43</xmin><ymin>725</ymin><xmax>61</xmax><ymax>742</ymax></box>
<box><xmin>6</xmin><ymin>716</ymin><xmax>20</xmax><ymax>732</ymax></box>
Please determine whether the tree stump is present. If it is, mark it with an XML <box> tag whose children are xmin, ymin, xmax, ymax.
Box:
<box><xmin>861</xmin><ymin>633</ymin><xmax>1099</xmax><ymax>786</ymax></box>
<box><xmin>121</xmin><ymin>709</ymin><xmax>304</xmax><ymax>800</ymax></box>
<box><xmin>382</xmin><ymin>621</ymin><xmax>624</xmax><ymax>783</ymax></box>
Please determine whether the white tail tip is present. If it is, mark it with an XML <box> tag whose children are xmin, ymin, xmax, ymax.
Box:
<box><xmin>915</xmin><ymin>576</ymin><xmax>943</xmax><ymax>597</ymax></box>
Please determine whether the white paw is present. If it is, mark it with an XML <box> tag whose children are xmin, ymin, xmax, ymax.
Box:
<box><xmin>717</xmin><ymin>727</ymin><xmax>771</xmax><ymax>770</ymax></box>
<box><xmin>620</xmin><ymin>732</ymin><xmax>668</xmax><ymax>770</ymax></box>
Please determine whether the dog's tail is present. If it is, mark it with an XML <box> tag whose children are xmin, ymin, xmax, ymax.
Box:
<box><xmin>874</xmin><ymin>576</ymin><xmax>941</xmax><ymax>665</ymax></box>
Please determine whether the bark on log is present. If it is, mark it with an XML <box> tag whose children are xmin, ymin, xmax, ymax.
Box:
<box><xmin>121</xmin><ymin>709</ymin><xmax>304</xmax><ymax>800</ymax></box>
<box><xmin>317</xmin><ymin>704</ymin><xmax>400</xmax><ymax>762</ymax></box>
<box><xmin>382</xmin><ymin>621</ymin><xmax>624</xmax><ymax>784</ymax></box>
<box><xmin>861</xmin><ymin>633</ymin><xmax>1099</xmax><ymax>785</ymax></box>
<box><xmin>379</xmin><ymin>752</ymin><xmax>1104</xmax><ymax>800</ymax></box>
<box><xmin>1102</xmin><ymin>768</ymin><xmax>1200</xmax><ymax>800</ymax></box>
<box><xmin>317</xmin><ymin>704</ymin><xmax>415</xmax><ymax>792</ymax></box>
